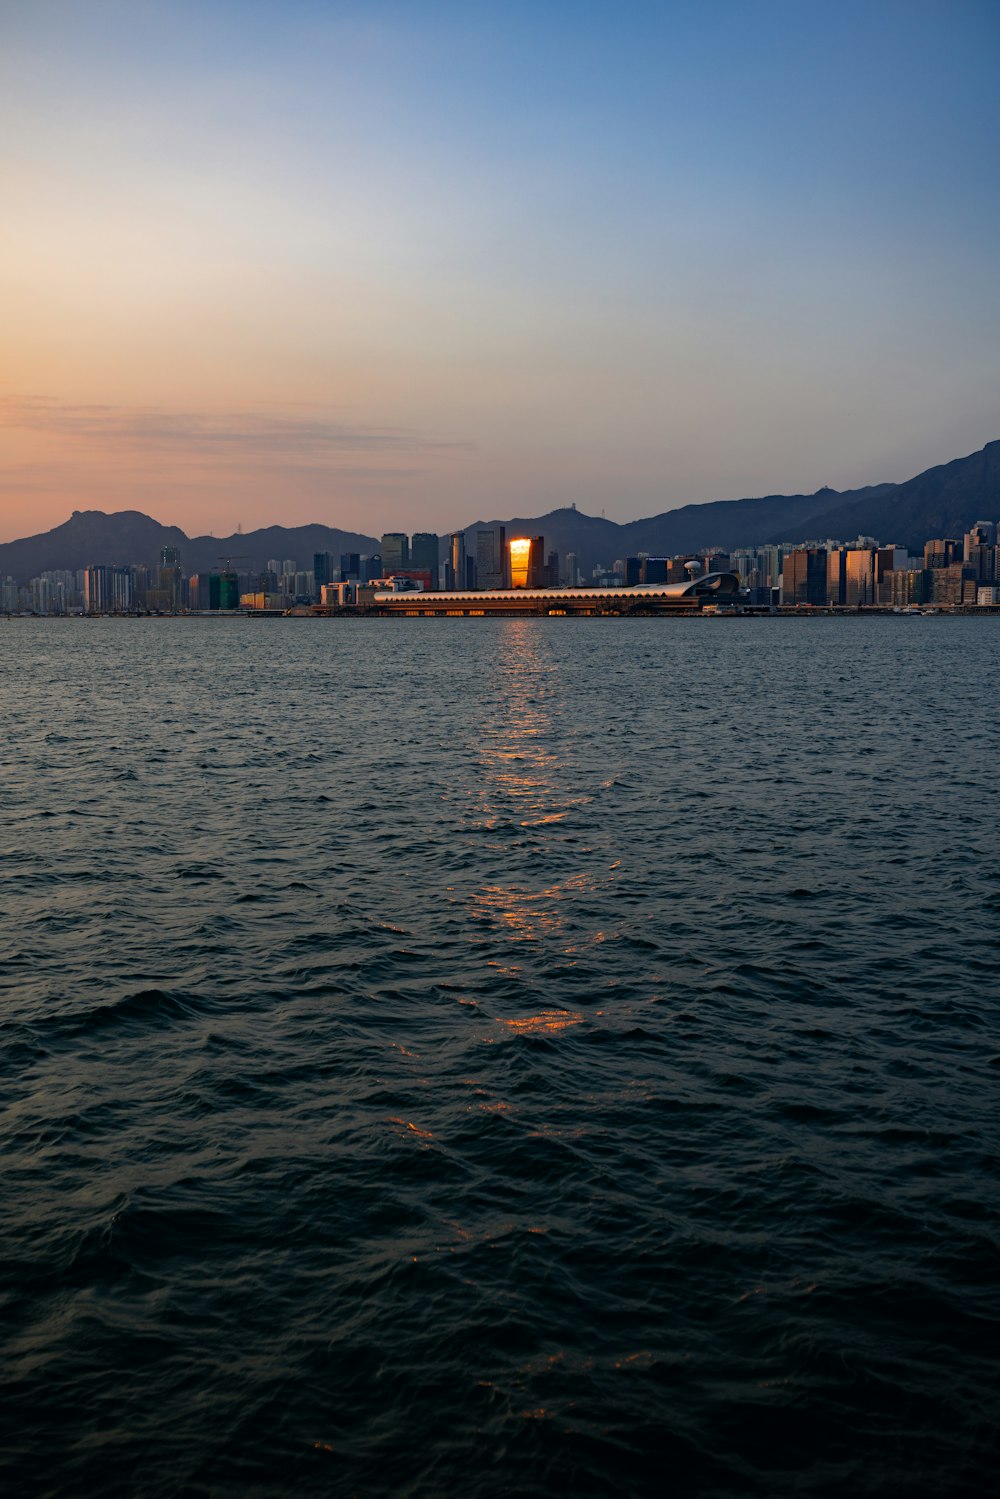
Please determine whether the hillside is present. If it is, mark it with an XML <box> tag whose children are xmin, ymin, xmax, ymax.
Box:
<box><xmin>775</xmin><ymin>441</ymin><xmax>1000</xmax><ymax>551</ymax></box>
<box><xmin>3</xmin><ymin>439</ymin><xmax>999</xmax><ymax>581</ymax></box>
<box><xmin>0</xmin><ymin>511</ymin><xmax>378</xmax><ymax>581</ymax></box>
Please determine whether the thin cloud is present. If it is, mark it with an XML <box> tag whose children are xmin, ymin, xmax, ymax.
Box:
<box><xmin>1</xmin><ymin>395</ymin><xmax>470</xmax><ymax>458</ymax></box>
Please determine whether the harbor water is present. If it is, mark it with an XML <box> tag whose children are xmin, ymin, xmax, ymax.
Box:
<box><xmin>2</xmin><ymin>615</ymin><xmax>998</xmax><ymax>1496</ymax></box>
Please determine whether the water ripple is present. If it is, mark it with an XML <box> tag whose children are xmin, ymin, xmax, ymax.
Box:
<box><xmin>1</xmin><ymin>615</ymin><xmax>998</xmax><ymax>1497</ymax></box>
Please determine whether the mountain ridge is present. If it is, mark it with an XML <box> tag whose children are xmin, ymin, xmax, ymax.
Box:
<box><xmin>2</xmin><ymin>440</ymin><xmax>998</xmax><ymax>580</ymax></box>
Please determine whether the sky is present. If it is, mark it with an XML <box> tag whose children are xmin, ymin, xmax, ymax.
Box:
<box><xmin>2</xmin><ymin>0</ymin><xmax>999</xmax><ymax>542</ymax></box>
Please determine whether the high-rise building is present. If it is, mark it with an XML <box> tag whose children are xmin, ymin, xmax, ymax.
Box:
<box><xmin>874</xmin><ymin>547</ymin><xmax>906</xmax><ymax>604</ymax></box>
<box><xmin>509</xmin><ymin>536</ymin><xmax>546</xmax><ymax>589</ymax></box>
<box><xmin>109</xmin><ymin>567</ymin><xmax>133</xmax><ymax>613</ymax></box>
<box><xmin>782</xmin><ymin>548</ymin><xmax>828</xmax><ymax>606</ymax></box>
<box><xmin>84</xmin><ymin>566</ymin><xmax>111</xmax><ymax>613</ymax></box>
<box><xmin>758</xmin><ymin>546</ymin><xmax>783</xmax><ymax>591</ymax></box>
<box><xmin>83</xmin><ymin>565</ymin><xmax>133</xmax><ymax>613</ymax></box>
<box><xmin>475</xmin><ymin>526</ymin><xmax>507</xmax><ymax>589</ymax></box>
<box><xmin>965</xmin><ymin>521</ymin><xmax>997</xmax><ymax>560</ymax></box>
<box><xmin>964</xmin><ymin>524</ymin><xmax>997</xmax><ymax>582</ymax></box>
<box><xmin>565</xmin><ymin>551</ymin><xmax>578</xmax><ymax>587</ymax></box>
<box><xmin>667</xmin><ymin>557</ymin><xmax>696</xmax><ymax>583</ymax></box>
<box><xmin>931</xmin><ymin>563</ymin><xmax>975</xmax><ymax>606</ymax></box>
<box><xmin>314</xmin><ymin>552</ymin><xmax>335</xmax><ymax>588</ymax></box>
<box><xmin>381</xmin><ymin>533</ymin><xmax>409</xmax><ymax>573</ymax></box>
<box><xmin>410</xmin><ymin>533</ymin><xmax>439</xmax><ymax>588</ymax></box>
<box><xmin>890</xmin><ymin>568</ymin><xmax>933</xmax><ymax>606</ymax></box>
<box><xmin>447</xmin><ymin>532</ymin><xmax>466</xmax><ymax>590</ymax></box>
<box><xmin>132</xmin><ymin>565</ymin><xmax>151</xmax><ymax>608</ymax></box>
<box><xmin>732</xmin><ymin>547</ymin><xmax>776</xmax><ymax>603</ymax></box>
<box><xmin>156</xmin><ymin>553</ymin><xmax>183</xmax><ymax>609</ymax></box>
<box><xmin>209</xmin><ymin>571</ymin><xmax>240</xmax><ymax>610</ymax></box>
<box><xmin>924</xmin><ymin>538</ymin><xmax>962</xmax><ymax>570</ymax></box>
<box><xmin>827</xmin><ymin>548</ymin><xmax>847</xmax><ymax>606</ymax></box>
<box><xmin>845</xmin><ymin>548</ymin><xmax>875</xmax><ymax>606</ymax></box>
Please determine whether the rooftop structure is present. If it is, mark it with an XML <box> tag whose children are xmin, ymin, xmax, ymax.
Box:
<box><xmin>371</xmin><ymin>572</ymin><xmax>742</xmax><ymax>614</ymax></box>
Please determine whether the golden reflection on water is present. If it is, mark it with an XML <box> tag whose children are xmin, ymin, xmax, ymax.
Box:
<box><xmin>475</xmin><ymin>621</ymin><xmax>587</xmax><ymax>831</ymax></box>
<box><xmin>468</xmin><ymin>623</ymin><xmax>620</xmax><ymax>969</ymax></box>
<box><xmin>500</xmin><ymin>1010</ymin><xmax>583</xmax><ymax>1033</ymax></box>
<box><xmin>471</xmin><ymin>871</ymin><xmax>611</xmax><ymax>962</ymax></box>
<box><xmin>389</xmin><ymin>1117</ymin><xmax>434</xmax><ymax>1141</ymax></box>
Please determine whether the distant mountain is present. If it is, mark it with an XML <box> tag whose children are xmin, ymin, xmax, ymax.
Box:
<box><xmin>2</xmin><ymin>440</ymin><xmax>998</xmax><ymax>581</ymax></box>
<box><xmin>462</xmin><ymin>485</ymin><xmax>895</xmax><ymax>575</ymax></box>
<box><xmin>619</xmin><ymin>484</ymin><xmax>895</xmax><ymax>557</ymax></box>
<box><xmin>773</xmin><ymin>441</ymin><xmax>1000</xmax><ymax>552</ymax></box>
<box><xmin>0</xmin><ymin>510</ymin><xmax>378</xmax><ymax>581</ymax></box>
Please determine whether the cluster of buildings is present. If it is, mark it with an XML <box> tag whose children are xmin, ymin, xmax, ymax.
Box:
<box><xmin>3</xmin><ymin>521</ymin><xmax>1000</xmax><ymax>615</ymax></box>
<box><xmin>314</xmin><ymin>529</ymin><xmax>565</xmax><ymax>606</ymax></box>
<box><xmin>748</xmin><ymin>520</ymin><xmax>1000</xmax><ymax>608</ymax></box>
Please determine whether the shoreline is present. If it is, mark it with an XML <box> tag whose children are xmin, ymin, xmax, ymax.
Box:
<box><xmin>4</xmin><ymin>606</ymin><xmax>1000</xmax><ymax>621</ymax></box>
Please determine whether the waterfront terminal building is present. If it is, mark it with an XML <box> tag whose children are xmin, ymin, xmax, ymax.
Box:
<box><xmin>368</xmin><ymin>572</ymin><xmax>742</xmax><ymax>616</ymax></box>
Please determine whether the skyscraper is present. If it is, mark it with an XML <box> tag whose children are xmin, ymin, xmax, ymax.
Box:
<box><xmin>476</xmin><ymin>526</ymin><xmax>507</xmax><ymax>589</ymax></box>
<box><xmin>845</xmin><ymin>548</ymin><xmax>875</xmax><ymax>606</ymax></box>
<box><xmin>924</xmin><ymin>538</ymin><xmax>962</xmax><ymax>569</ymax></box>
<box><xmin>410</xmin><ymin>533</ymin><xmax>439</xmax><ymax>588</ymax></box>
<box><xmin>509</xmin><ymin>536</ymin><xmax>546</xmax><ymax>589</ymax></box>
<box><xmin>209</xmin><ymin>571</ymin><xmax>240</xmax><ymax>610</ymax></box>
<box><xmin>874</xmin><ymin>547</ymin><xmax>906</xmax><ymax>604</ymax></box>
<box><xmin>381</xmin><ymin>534</ymin><xmax>409</xmax><ymax>574</ymax></box>
<box><xmin>109</xmin><ymin>567</ymin><xmax>133</xmax><ymax>613</ymax></box>
<box><xmin>782</xmin><ymin>548</ymin><xmax>827</xmax><ymax>606</ymax></box>
<box><xmin>964</xmin><ymin>524</ymin><xmax>997</xmax><ymax>582</ymax></box>
<box><xmin>827</xmin><ymin>548</ymin><xmax>847</xmax><ymax>606</ymax></box>
<box><xmin>83</xmin><ymin>566</ymin><xmax>110</xmax><ymax>613</ymax></box>
<box><xmin>448</xmin><ymin>532</ymin><xmax>466</xmax><ymax>590</ymax></box>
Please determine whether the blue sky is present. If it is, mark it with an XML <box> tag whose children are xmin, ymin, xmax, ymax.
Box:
<box><xmin>1</xmin><ymin>0</ymin><xmax>998</xmax><ymax>538</ymax></box>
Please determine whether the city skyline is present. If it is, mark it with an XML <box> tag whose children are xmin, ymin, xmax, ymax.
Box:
<box><xmin>8</xmin><ymin>514</ymin><xmax>999</xmax><ymax>615</ymax></box>
<box><xmin>3</xmin><ymin>1</ymin><xmax>999</xmax><ymax>542</ymax></box>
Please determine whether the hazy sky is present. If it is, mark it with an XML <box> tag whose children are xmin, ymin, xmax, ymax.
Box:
<box><xmin>2</xmin><ymin>0</ymin><xmax>998</xmax><ymax>541</ymax></box>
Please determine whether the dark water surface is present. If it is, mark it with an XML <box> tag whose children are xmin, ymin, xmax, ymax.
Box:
<box><xmin>2</xmin><ymin>616</ymin><xmax>998</xmax><ymax>1497</ymax></box>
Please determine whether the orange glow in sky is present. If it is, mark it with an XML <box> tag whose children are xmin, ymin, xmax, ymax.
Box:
<box><xmin>1</xmin><ymin>3</ymin><xmax>997</xmax><ymax>543</ymax></box>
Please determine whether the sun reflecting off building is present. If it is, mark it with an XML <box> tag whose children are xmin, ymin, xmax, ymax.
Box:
<box><xmin>509</xmin><ymin>537</ymin><xmax>531</xmax><ymax>589</ymax></box>
<box><xmin>509</xmin><ymin>536</ymin><xmax>545</xmax><ymax>588</ymax></box>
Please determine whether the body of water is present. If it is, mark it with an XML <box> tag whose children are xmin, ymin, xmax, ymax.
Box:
<box><xmin>2</xmin><ymin>616</ymin><xmax>998</xmax><ymax>1496</ymax></box>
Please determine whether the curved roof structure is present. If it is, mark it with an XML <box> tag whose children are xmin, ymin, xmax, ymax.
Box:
<box><xmin>373</xmin><ymin>571</ymin><xmax>742</xmax><ymax>606</ymax></box>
